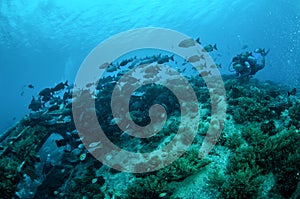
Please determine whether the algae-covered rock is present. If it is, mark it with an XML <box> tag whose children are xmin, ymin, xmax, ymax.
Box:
<box><xmin>1</xmin><ymin>72</ymin><xmax>299</xmax><ymax>198</ymax></box>
<box><xmin>211</xmin><ymin>122</ymin><xmax>300</xmax><ymax>198</ymax></box>
<box><xmin>0</xmin><ymin>157</ymin><xmax>21</xmax><ymax>199</ymax></box>
<box><xmin>125</xmin><ymin>149</ymin><xmax>211</xmax><ymax>199</ymax></box>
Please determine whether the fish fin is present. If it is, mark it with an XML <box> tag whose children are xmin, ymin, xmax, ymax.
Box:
<box><xmin>170</xmin><ymin>55</ymin><xmax>174</xmax><ymax>61</ymax></box>
<box><xmin>264</xmin><ymin>49</ymin><xmax>270</xmax><ymax>56</ymax></box>
<box><xmin>214</xmin><ymin>44</ymin><xmax>218</xmax><ymax>51</ymax></box>
<box><xmin>196</xmin><ymin>37</ymin><xmax>201</xmax><ymax>44</ymax></box>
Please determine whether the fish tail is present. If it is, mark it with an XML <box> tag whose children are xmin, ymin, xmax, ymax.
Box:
<box><xmin>264</xmin><ymin>49</ymin><xmax>270</xmax><ymax>56</ymax></box>
<box><xmin>214</xmin><ymin>44</ymin><xmax>218</xmax><ymax>51</ymax></box>
<box><xmin>170</xmin><ymin>55</ymin><xmax>174</xmax><ymax>61</ymax></box>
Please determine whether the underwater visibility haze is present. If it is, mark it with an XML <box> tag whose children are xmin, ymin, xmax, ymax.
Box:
<box><xmin>0</xmin><ymin>0</ymin><xmax>300</xmax><ymax>198</ymax></box>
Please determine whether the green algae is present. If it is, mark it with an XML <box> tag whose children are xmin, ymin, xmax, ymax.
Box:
<box><xmin>125</xmin><ymin>149</ymin><xmax>211</xmax><ymax>199</ymax></box>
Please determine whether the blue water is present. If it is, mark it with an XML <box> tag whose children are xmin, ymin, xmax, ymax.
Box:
<box><xmin>0</xmin><ymin>0</ymin><xmax>299</xmax><ymax>133</ymax></box>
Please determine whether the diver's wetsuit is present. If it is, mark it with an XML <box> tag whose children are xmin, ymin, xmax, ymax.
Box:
<box><xmin>232</xmin><ymin>49</ymin><xmax>267</xmax><ymax>78</ymax></box>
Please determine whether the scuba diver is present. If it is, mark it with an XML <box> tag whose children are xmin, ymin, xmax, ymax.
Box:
<box><xmin>229</xmin><ymin>48</ymin><xmax>270</xmax><ymax>78</ymax></box>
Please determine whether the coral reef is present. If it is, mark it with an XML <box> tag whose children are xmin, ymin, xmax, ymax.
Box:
<box><xmin>0</xmin><ymin>71</ymin><xmax>299</xmax><ymax>198</ymax></box>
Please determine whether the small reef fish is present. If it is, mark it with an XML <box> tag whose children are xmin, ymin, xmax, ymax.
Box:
<box><xmin>199</xmin><ymin>70</ymin><xmax>212</xmax><ymax>77</ymax></box>
<box><xmin>187</xmin><ymin>55</ymin><xmax>201</xmax><ymax>63</ymax></box>
<box><xmin>63</xmin><ymin>90</ymin><xmax>72</xmax><ymax>100</ymax></box>
<box><xmin>203</xmin><ymin>44</ymin><xmax>218</xmax><ymax>52</ymax></box>
<box><xmin>39</xmin><ymin>88</ymin><xmax>52</xmax><ymax>101</ymax></box>
<box><xmin>99</xmin><ymin>62</ymin><xmax>110</xmax><ymax>69</ymax></box>
<box><xmin>119</xmin><ymin>58</ymin><xmax>133</xmax><ymax>66</ymax></box>
<box><xmin>178</xmin><ymin>38</ymin><xmax>196</xmax><ymax>48</ymax></box>
<box><xmin>212</xmin><ymin>63</ymin><xmax>222</xmax><ymax>68</ymax></box>
<box><xmin>136</xmin><ymin>54</ymin><xmax>174</xmax><ymax>65</ymax></box>
<box><xmin>28</xmin><ymin>96</ymin><xmax>43</xmax><ymax>111</ymax></box>
<box><xmin>20</xmin><ymin>84</ymin><xmax>34</xmax><ymax>96</ymax></box>
<box><xmin>242</xmin><ymin>44</ymin><xmax>248</xmax><ymax>49</ymax></box>
<box><xmin>52</xmin><ymin>81</ymin><xmax>68</xmax><ymax>93</ymax></box>
<box><xmin>210</xmin><ymin>64</ymin><xmax>217</xmax><ymax>69</ymax></box>
<box><xmin>106</xmin><ymin>64</ymin><xmax>120</xmax><ymax>72</ymax></box>
<box><xmin>48</xmin><ymin>104</ymin><xmax>60</xmax><ymax>112</ymax></box>
<box><xmin>140</xmin><ymin>58</ymin><xmax>155</xmax><ymax>65</ymax></box>
<box><xmin>157</xmin><ymin>55</ymin><xmax>174</xmax><ymax>64</ymax></box>
<box><xmin>85</xmin><ymin>82</ymin><xmax>95</xmax><ymax>88</ymax></box>
<box><xmin>199</xmin><ymin>62</ymin><xmax>207</xmax><ymax>70</ymax></box>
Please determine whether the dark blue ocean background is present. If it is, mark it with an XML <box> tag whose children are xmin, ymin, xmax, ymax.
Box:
<box><xmin>0</xmin><ymin>0</ymin><xmax>299</xmax><ymax>134</ymax></box>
